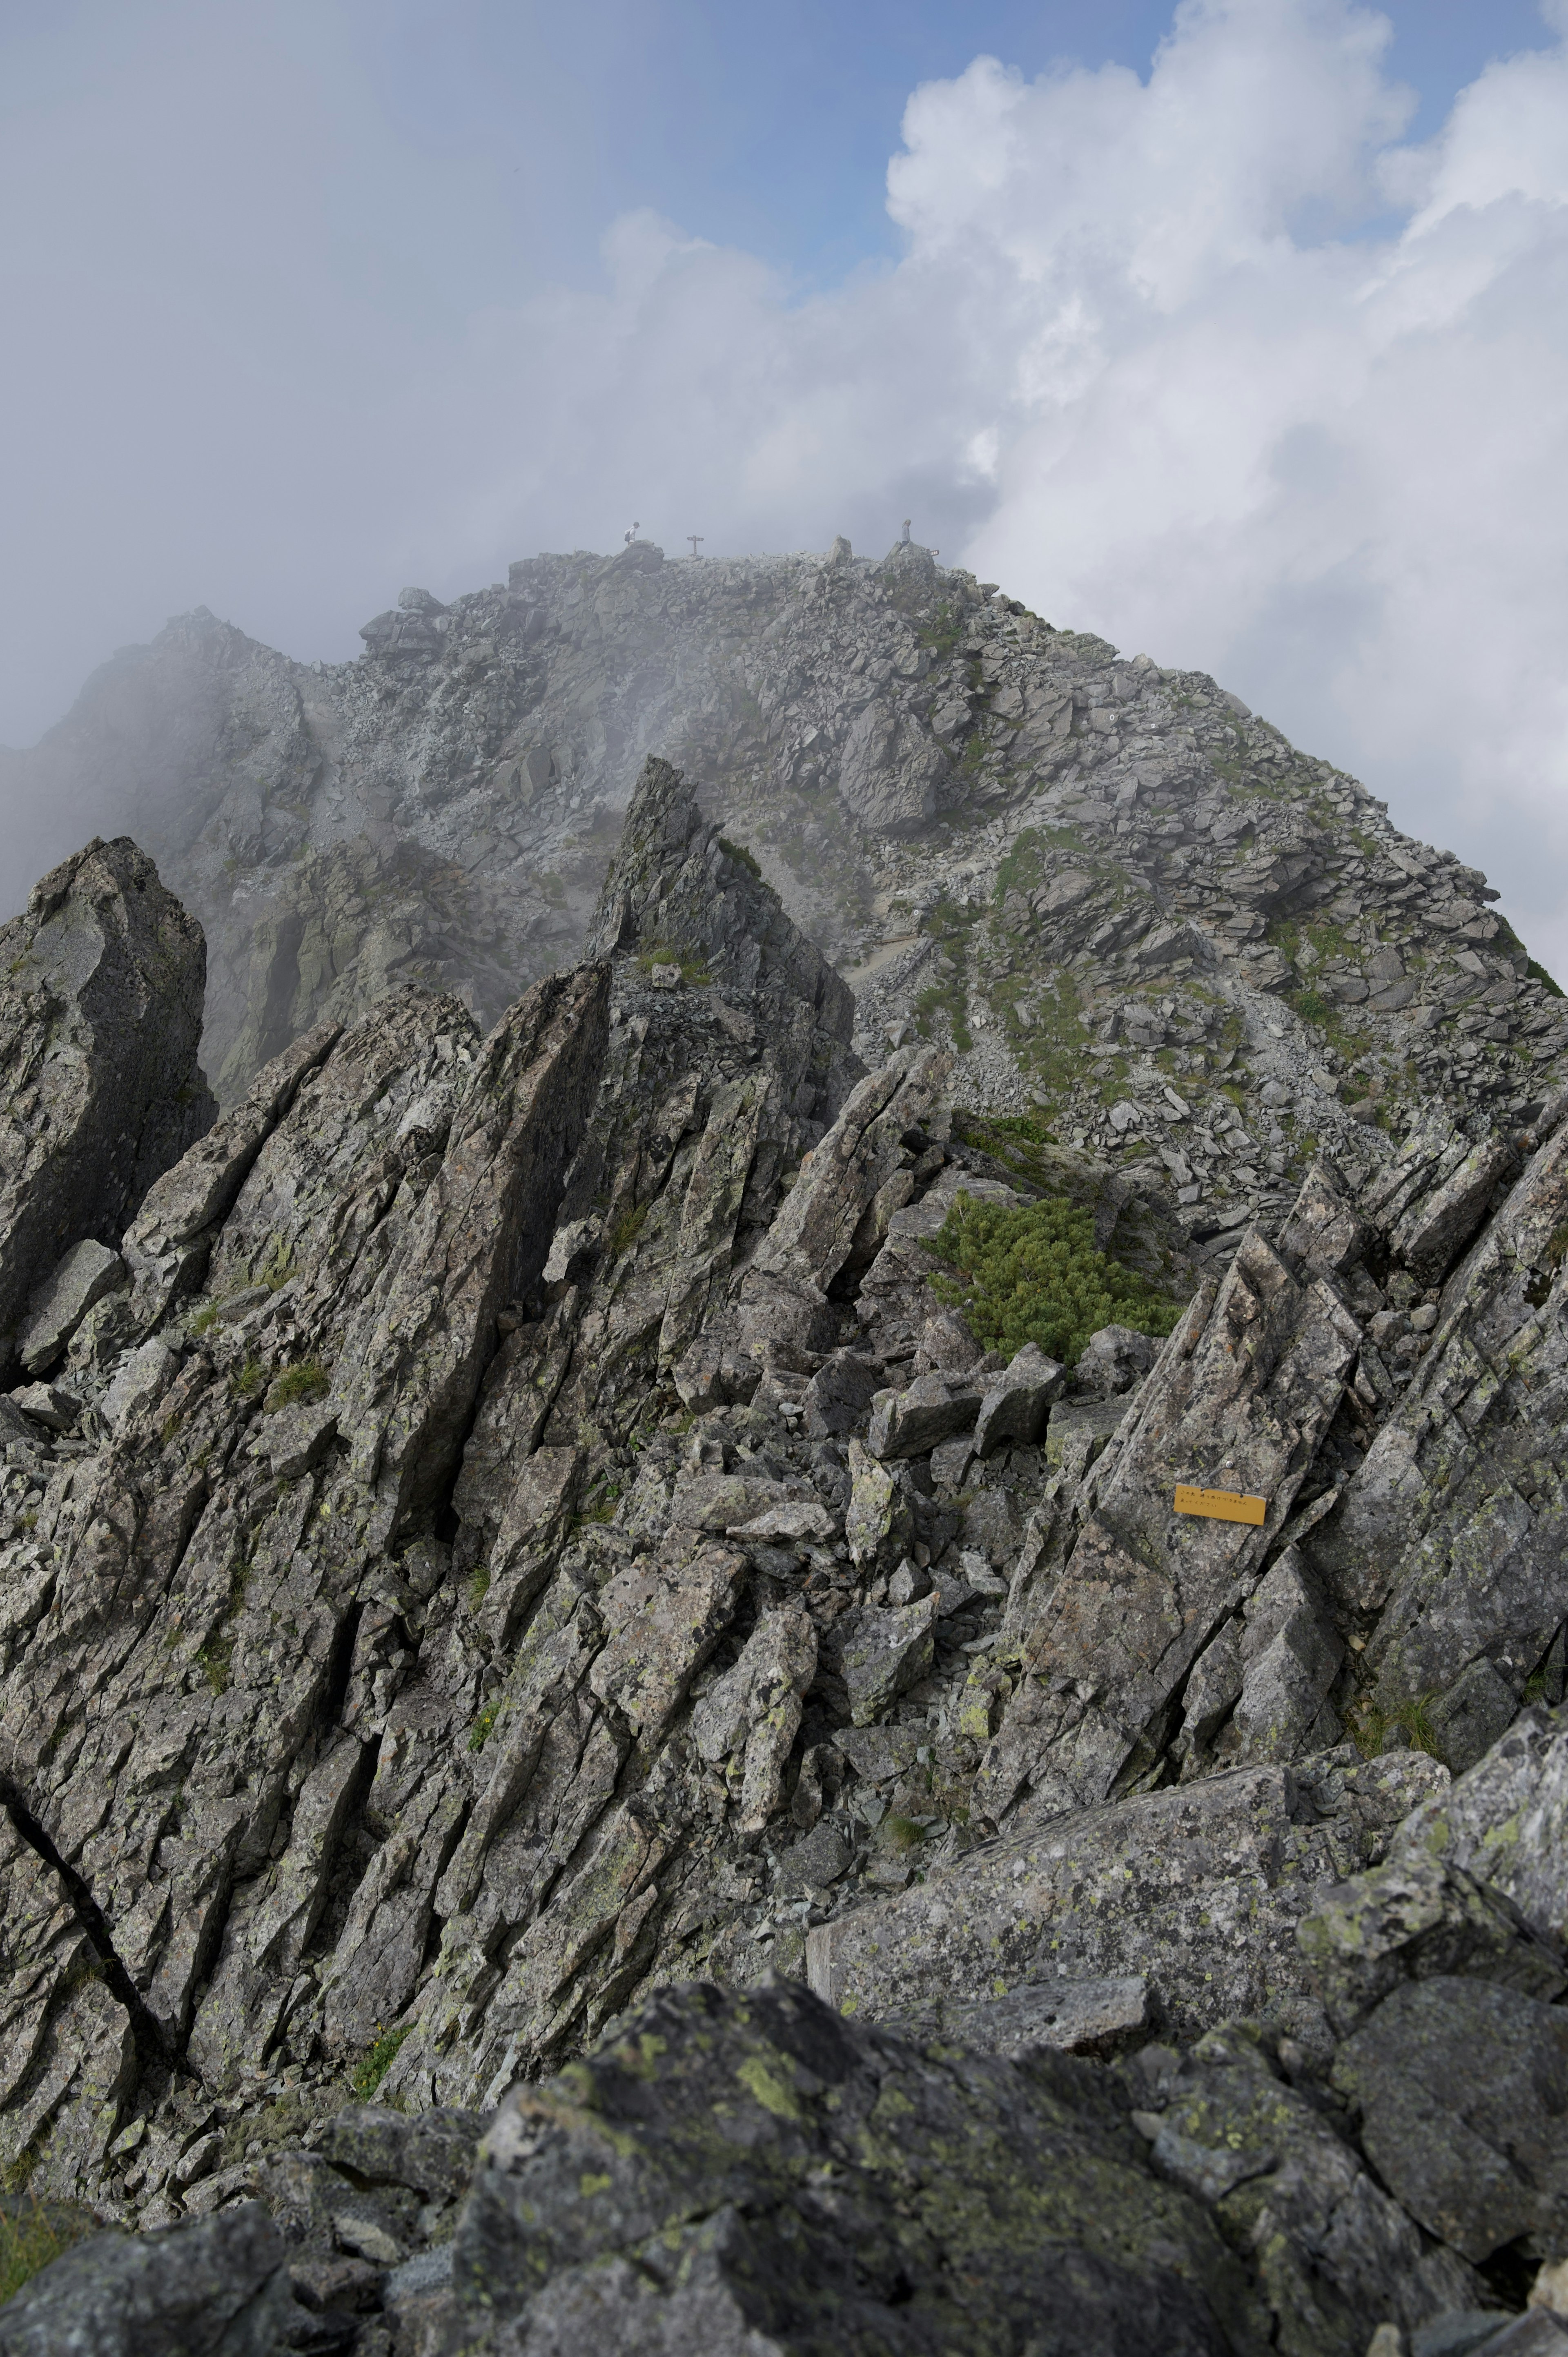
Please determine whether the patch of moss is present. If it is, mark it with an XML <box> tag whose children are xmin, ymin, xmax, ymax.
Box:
<box><xmin>916</xmin><ymin>602</ymin><xmax>967</xmax><ymax>659</ymax></box>
<box><xmin>637</xmin><ymin>945</ymin><xmax>712</xmax><ymax>987</ymax></box>
<box><xmin>468</xmin><ymin>1699</ymin><xmax>501</xmax><ymax>1753</ymax></box>
<box><xmin>253</xmin><ymin>1232</ymin><xmax>297</xmax><ymax>1293</ymax></box>
<box><xmin>914</xmin><ymin>977</ymin><xmax>973</xmax><ymax>1054</ymax></box>
<box><xmin>928</xmin><ymin>1190</ymin><xmax>1184</xmax><ymax>1365</ymax></box>
<box><xmin>350</xmin><ymin>2023</ymin><xmax>414</xmax><ymax>2101</ymax></box>
<box><xmin>577</xmin><ymin>1480</ymin><xmax>621</xmax><ymax>1527</ymax></box>
<box><xmin>718</xmin><ymin>836</ymin><xmax>763</xmax><ymax>880</ymax></box>
<box><xmin>1530</xmin><ymin>957</ymin><xmax>1565</xmax><ymax>1000</ymax></box>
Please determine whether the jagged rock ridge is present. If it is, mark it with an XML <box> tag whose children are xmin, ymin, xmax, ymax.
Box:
<box><xmin>2</xmin><ymin>772</ymin><xmax>1568</xmax><ymax>2351</ymax></box>
<box><xmin>5</xmin><ymin>541</ymin><xmax>1564</xmax><ymax>1301</ymax></box>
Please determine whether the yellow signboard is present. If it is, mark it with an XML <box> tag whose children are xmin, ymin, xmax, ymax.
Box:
<box><xmin>1174</xmin><ymin>1484</ymin><xmax>1267</xmax><ymax>1526</ymax></box>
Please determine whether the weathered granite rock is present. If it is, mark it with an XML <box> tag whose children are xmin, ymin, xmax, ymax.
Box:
<box><xmin>1227</xmin><ymin>1545</ymin><xmax>1345</xmax><ymax>1762</ymax></box>
<box><xmin>866</xmin><ymin>1367</ymin><xmax>982</xmax><ymax>1459</ymax></box>
<box><xmin>1333</xmin><ymin>1978</ymin><xmax>1568</xmax><ymax>2264</ymax></box>
<box><xmin>589</xmin><ymin>756</ymin><xmax>855</xmax><ymax>1070</ymax></box>
<box><xmin>887</xmin><ymin>1973</ymin><xmax>1153</xmax><ymax>2060</ymax></box>
<box><xmin>449</xmin><ymin>1976</ymin><xmax>1265</xmax><ymax>2355</ymax></box>
<box><xmin>333</xmin><ymin>959</ymin><xmax>610</xmax><ymax>1541</ymax></box>
<box><xmin>0</xmin><ymin>836</ymin><xmax>213</xmax><ymax>1378</ymax></box>
<box><xmin>828</xmin><ymin>1592</ymin><xmax>939</xmax><ymax>1725</ymax></box>
<box><xmin>1388</xmin><ymin>1128</ymin><xmax>1523</xmax><ymax>1286</ymax></box>
<box><xmin>751</xmin><ymin>1045</ymin><xmax>951</xmax><ymax>1296</ymax></box>
<box><xmin>843</xmin><ymin>1436</ymin><xmax>911</xmax><ymax>1569</ymax></box>
<box><xmin>973</xmin><ymin>1340</ymin><xmax>1066</xmax><ymax>1457</ymax></box>
<box><xmin>1123</xmin><ymin>2019</ymin><xmax>1487</xmax><ymax>2354</ymax></box>
<box><xmin>808</xmin><ymin>1749</ymin><xmax>1447</xmax><ymax>2050</ymax></box>
<box><xmin>1074</xmin><ymin>1324</ymin><xmax>1158</xmax><ymax>1400</ymax></box>
<box><xmin>1310</xmin><ymin>1108</ymin><xmax>1568</xmax><ymax>1738</ymax></box>
<box><xmin>802</xmin><ymin>1346</ymin><xmax>883</xmax><ymax>1437</ymax></box>
<box><xmin>973</xmin><ymin>1163</ymin><xmax>1363</xmax><ymax>1826</ymax></box>
<box><xmin>0</xmin><ymin>2199</ymin><xmax>294</xmax><ymax>2355</ymax></box>
<box><xmin>16</xmin><ymin>1239</ymin><xmax>126</xmax><ymax>1376</ymax></box>
<box><xmin>691</xmin><ymin>1608</ymin><xmax>818</xmax><ymax>1836</ymax></box>
<box><xmin>1296</xmin><ymin>1707</ymin><xmax>1568</xmax><ymax>2034</ymax></box>
<box><xmin>118</xmin><ymin>1017</ymin><xmax>341</xmax><ymax>1326</ymax></box>
<box><xmin>1045</xmin><ymin>1391</ymin><xmax>1134</xmax><ymax>1463</ymax></box>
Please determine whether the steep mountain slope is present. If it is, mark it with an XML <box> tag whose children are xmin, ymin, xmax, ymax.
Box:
<box><xmin>5</xmin><ymin>541</ymin><xmax>1564</xmax><ymax>1290</ymax></box>
<box><xmin>3</xmin><ymin>767</ymin><xmax>1568</xmax><ymax>2353</ymax></box>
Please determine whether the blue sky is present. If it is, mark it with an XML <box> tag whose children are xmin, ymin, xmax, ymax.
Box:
<box><xmin>3</xmin><ymin>0</ymin><xmax>1568</xmax><ymax>969</ymax></box>
<box><xmin>360</xmin><ymin>0</ymin><xmax>1551</xmax><ymax>281</ymax></box>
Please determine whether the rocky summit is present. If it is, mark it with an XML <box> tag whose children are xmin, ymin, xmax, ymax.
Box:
<box><xmin>0</xmin><ymin>558</ymin><xmax>1567</xmax><ymax>2355</ymax></box>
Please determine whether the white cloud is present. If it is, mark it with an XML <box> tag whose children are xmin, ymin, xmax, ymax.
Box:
<box><xmin>8</xmin><ymin>0</ymin><xmax>1568</xmax><ymax>977</ymax></box>
<box><xmin>437</xmin><ymin>0</ymin><xmax>1568</xmax><ymax>970</ymax></box>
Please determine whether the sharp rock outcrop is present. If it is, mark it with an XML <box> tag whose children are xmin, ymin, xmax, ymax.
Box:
<box><xmin>4</xmin><ymin>755</ymin><xmax>1568</xmax><ymax>2354</ymax></box>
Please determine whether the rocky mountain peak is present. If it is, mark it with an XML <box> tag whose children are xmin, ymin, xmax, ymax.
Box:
<box><xmin>4</xmin><ymin>536</ymin><xmax>1561</xmax><ymax>1318</ymax></box>
<box><xmin>3</xmin><ymin>603</ymin><xmax>1568</xmax><ymax>2350</ymax></box>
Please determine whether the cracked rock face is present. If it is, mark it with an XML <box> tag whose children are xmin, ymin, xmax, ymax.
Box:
<box><xmin>4</xmin><ymin>756</ymin><xmax>1568</xmax><ymax>2353</ymax></box>
<box><xmin>0</xmin><ymin>836</ymin><xmax>214</xmax><ymax>1382</ymax></box>
<box><xmin>6</xmin><ymin>542</ymin><xmax>1561</xmax><ymax>1309</ymax></box>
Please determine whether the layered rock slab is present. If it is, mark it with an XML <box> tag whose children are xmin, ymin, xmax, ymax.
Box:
<box><xmin>0</xmin><ymin>836</ymin><xmax>214</xmax><ymax>1378</ymax></box>
<box><xmin>1311</xmin><ymin>1099</ymin><xmax>1568</xmax><ymax>1748</ymax></box>
<box><xmin>806</xmin><ymin>1747</ymin><xmax>1445</xmax><ymax>2051</ymax></box>
<box><xmin>0</xmin><ymin>963</ymin><xmax>608</xmax><ymax>2192</ymax></box>
<box><xmin>973</xmin><ymin>1164</ymin><xmax>1363</xmax><ymax>1825</ymax></box>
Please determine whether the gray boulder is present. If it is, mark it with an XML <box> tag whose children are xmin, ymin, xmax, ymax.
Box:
<box><xmin>866</xmin><ymin>1367</ymin><xmax>981</xmax><ymax>1459</ymax></box>
<box><xmin>1074</xmin><ymin>1323</ymin><xmax>1158</xmax><ymax>1399</ymax></box>
<box><xmin>1124</xmin><ymin>2020</ymin><xmax>1486</xmax><ymax>2351</ymax></box>
<box><xmin>0</xmin><ymin>836</ymin><xmax>213</xmax><ymax>1379</ymax></box>
<box><xmin>16</xmin><ymin>1239</ymin><xmax>125</xmax><ymax>1376</ymax></box>
<box><xmin>1333</xmin><ymin>1977</ymin><xmax>1568</xmax><ymax>2263</ymax></box>
<box><xmin>450</xmin><ymin>1976</ymin><xmax>1261</xmax><ymax>2354</ymax></box>
<box><xmin>827</xmin><ymin>1592</ymin><xmax>939</xmax><ymax>1724</ymax></box>
<box><xmin>0</xmin><ymin>2200</ymin><xmax>294</xmax><ymax>2356</ymax></box>
<box><xmin>808</xmin><ymin>1748</ymin><xmax>1447</xmax><ymax>2051</ymax></box>
<box><xmin>973</xmin><ymin>1340</ymin><xmax>1066</xmax><ymax>1457</ymax></box>
<box><xmin>1296</xmin><ymin>1705</ymin><xmax>1568</xmax><ymax>2034</ymax></box>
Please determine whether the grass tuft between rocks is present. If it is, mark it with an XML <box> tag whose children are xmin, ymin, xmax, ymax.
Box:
<box><xmin>350</xmin><ymin>2024</ymin><xmax>413</xmax><ymax>2102</ymax></box>
<box><xmin>264</xmin><ymin>1360</ymin><xmax>330</xmax><ymax>1414</ymax></box>
<box><xmin>0</xmin><ymin>2197</ymin><xmax>98</xmax><ymax>2307</ymax></box>
<box><xmin>929</xmin><ymin>1190</ymin><xmax>1184</xmax><ymax>1367</ymax></box>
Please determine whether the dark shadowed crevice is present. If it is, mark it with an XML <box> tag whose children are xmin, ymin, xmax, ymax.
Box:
<box><xmin>321</xmin><ymin>1598</ymin><xmax>365</xmax><ymax>1731</ymax></box>
<box><xmin>0</xmin><ymin>1772</ymin><xmax>173</xmax><ymax>2069</ymax></box>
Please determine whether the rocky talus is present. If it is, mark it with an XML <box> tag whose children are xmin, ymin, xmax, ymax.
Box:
<box><xmin>2</xmin><ymin>772</ymin><xmax>1568</xmax><ymax>2353</ymax></box>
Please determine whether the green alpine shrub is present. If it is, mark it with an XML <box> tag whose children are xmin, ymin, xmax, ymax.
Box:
<box><xmin>929</xmin><ymin>1190</ymin><xmax>1183</xmax><ymax>1367</ymax></box>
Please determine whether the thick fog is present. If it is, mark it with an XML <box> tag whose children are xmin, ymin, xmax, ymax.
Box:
<box><xmin>4</xmin><ymin>0</ymin><xmax>1568</xmax><ymax>971</ymax></box>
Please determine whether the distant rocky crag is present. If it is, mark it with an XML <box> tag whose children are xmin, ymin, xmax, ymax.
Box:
<box><xmin>3</xmin><ymin>765</ymin><xmax>1568</xmax><ymax>2352</ymax></box>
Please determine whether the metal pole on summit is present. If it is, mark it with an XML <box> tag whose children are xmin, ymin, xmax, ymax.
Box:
<box><xmin>688</xmin><ymin>536</ymin><xmax>704</xmax><ymax>557</ymax></box>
